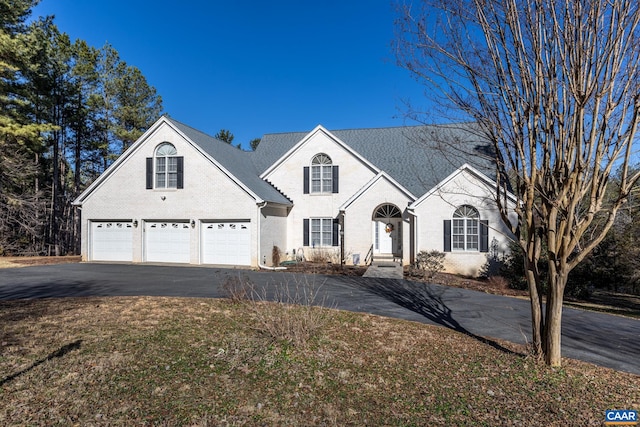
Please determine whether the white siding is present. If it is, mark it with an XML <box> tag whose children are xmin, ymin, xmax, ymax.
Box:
<box><xmin>259</xmin><ymin>205</ymin><xmax>288</xmax><ymax>266</ymax></box>
<box><xmin>412</xmin><ymin>169</ymin><xmax>514</xmax><ymax>276</ymax></box>
<box><xmin>264</xmin><ymin>129</ymin><xmax>377</xmax><ymax>256</ymax></box>
<box><xmin>80</xmin><ymin>122</ymin><xmax>259</xmax><ymax>266</ymax></box>
<box><xmin>341</xmin><ymin>176</ymin><xmax>412</xmax><ymax>265</ymax></box>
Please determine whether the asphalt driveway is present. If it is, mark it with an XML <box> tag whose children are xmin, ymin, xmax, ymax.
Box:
<box><xmin>0</xmin><ymin>263</ymin><xmax>638</xmax><ymax>375</ymax></box>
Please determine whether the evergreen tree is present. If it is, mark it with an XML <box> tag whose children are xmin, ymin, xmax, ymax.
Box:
<box><xmin>0</xmin><ymin>2</ymin><xmax>163</xmax><ymax>255</ymax></box>
<box><xmin>112</xmin><ymin>64</ymin><xmax>162</xmax><ymax>152</ymax></box>
<box><xmin>0</xmin><ymin>0</ymin><xmax>52</xmax><ymax>254</ymax></box>
<box><xmin>214</xmin><ymin>129</ymin><xmax>234</xmax><ymax>144</ymax></box>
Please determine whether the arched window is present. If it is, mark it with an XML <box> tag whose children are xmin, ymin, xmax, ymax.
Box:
<box><xmin>373</xmin><ymin>204</ymin><xmax>402</xmax><ymax>220</ymax></box>
<box><xmin>311</xmin><ymin>153</ymin><xmax>333</xmax><ymax>193</ymax></box>
<box><xmin>452</xmin><ymin>205</ymin><xmax>479</xmax><ymax>251</ymax></box>
<box><xmin>155</xmin><ymin>143</ymin><xmax>179</xmax><ymax>188</ymax></box>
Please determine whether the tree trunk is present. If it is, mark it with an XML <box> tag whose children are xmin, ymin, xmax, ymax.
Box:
<box><xmin>544</xmin><ymin>271</ymin><xmax>567</xmax><ymax>367</ymax></box>
<box><xmin>523</xmin><ymin>229</ymin><xmax>544</xmax><ymax>358</ymax></box>
<box><xmin>525</xmin><ymin>267</ymin><xmax>543</xmax><ymax>357</ymax></box>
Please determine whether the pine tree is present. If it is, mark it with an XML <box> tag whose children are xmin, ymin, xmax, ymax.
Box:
<box><xmin>0</xmin><ymin>0</ymin><xmax>52</xmax><ymax>254</ymax></box>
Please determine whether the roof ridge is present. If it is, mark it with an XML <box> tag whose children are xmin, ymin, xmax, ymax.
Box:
<box><xmin>261</xmin><ymin>121</ymin><xmax>479</xmax><ymax>137</ymax></box>
<box><xmin>165</xmin><ymin>116</ymin><xmax>232</xmax><ymax>146</ymax></box>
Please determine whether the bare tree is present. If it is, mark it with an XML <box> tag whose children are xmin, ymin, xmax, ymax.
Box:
<box><xmin>396</xmin><ymin>0</ymin><xmax>640</xmax><ymax>366</ymax></box>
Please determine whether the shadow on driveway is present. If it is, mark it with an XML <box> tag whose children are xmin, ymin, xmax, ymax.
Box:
<box><xmin>341</xmin><ymin>276</ymin><xmax>524</xmax><ymax>357</ymax></box>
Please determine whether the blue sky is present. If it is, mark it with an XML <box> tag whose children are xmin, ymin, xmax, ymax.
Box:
<box><xmin>31</xmin><ymin>1</ymin><xmax>429</xmax><ymax>149</ymax></box>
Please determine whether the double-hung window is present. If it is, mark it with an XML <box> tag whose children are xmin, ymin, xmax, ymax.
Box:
<box><xmin>147</xmin><ymin>143</ymin><xmax>184</xmax><ymax>189</ymax></box>
<box><xmin>303</xmin><ymin>217</ymin><xmax>339</xmax><ymax>247</ymax></box>
<box><xmin>311</xmin><ymin>218</ymin><xmax>333</xmax><ymax>247</ymax></box>
<box><xmin>155</xmin><ymin>143</ymin><xmax>178</xmax><ymax>188</ymax></box>
<box><xmin>304</xmin><ymin>153</ymin><xmax>338</xmax><ymax>194</ymax></box>
<box><xmin>311</xmin><ymin>154</ymin><xmax>333</xmax><ymax>193</ymax></box>
<box><xmin>452</xmin><ymin>205</ymin><xmax>479</xmax><ymax>251</ymax></box>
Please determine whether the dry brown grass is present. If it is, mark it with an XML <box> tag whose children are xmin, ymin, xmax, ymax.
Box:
<box><xmin>1</xmin><ymin>297</ymin><xmax>638</xmax><ymax>426</ymax></box>
<box><xmin>0</xmin><ymin>256</ymin><xmax>80</xmax><ymax>269</ymax></box>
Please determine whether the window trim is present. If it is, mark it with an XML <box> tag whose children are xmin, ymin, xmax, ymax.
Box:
<box><xmin>310</xmin><ymin>217</ymin><xmax>333</xmax><ymax>247</ymax></box>
<box><xmin>155</xmin><ymin>143</ymin><xmax>178</xmax><ymax>189</ymax></box>
<box><xmin>452</xmin><ymin>205</ymin><xmax>480</xmax><ymax>252</ymax></box>
<box><xmin>310</xmin><ymin>153</ymin><xmax>333</xmax><ymax>194</ymax></box>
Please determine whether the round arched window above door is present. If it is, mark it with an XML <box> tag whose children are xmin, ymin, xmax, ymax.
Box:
<box><xmin>373</xmin><ymin>204</ymin><xmax>402</xmax><ymax>220</ymax></box>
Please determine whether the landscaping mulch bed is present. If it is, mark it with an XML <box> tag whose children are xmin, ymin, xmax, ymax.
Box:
<box><xmin>404</xmin><ymin>268</ymin><xmax>530</xmax><ymax>298</ymax></box>
<box><xmin>273</xmin><ymin>261</ymin><xmax>368</xmax><ymax>277</ymax></box>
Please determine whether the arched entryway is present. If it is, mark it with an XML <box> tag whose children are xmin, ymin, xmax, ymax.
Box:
<box><xmin>372</xmin><ymin>204</ymin><xmax>402</xmax><ymax>256</ymax></box>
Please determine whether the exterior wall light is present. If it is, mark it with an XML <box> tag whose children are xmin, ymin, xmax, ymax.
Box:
<box><xmin>191</xmin><ymin>219</ymin><xmax>196</xmax><ymax>228</ymax></box>
<box><xmin>133</xmin><ymin>220</ymin><xmax>138</xmax><ymax>228</ymax></box>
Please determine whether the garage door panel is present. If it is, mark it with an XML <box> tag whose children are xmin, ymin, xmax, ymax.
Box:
<box><xmin>202</xmin><ymin>221</ymin><xmax>250</xmax><ymax>266</ymax></box>
<box><xmin>91</xmin><ymin>221</ymin><xmax>133</xmax><ymax>262</ymax></box>
<box><xmin>145</xmin><ymin>221</ymin><xmax>191</xmax><ymax>263</ymax></box>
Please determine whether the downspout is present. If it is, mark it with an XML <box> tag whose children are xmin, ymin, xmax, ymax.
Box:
<box><xmin>407</xmin><ymin>207</ymin><xmax>417</xmax><ymax>266</ymax></box>
<box><xmin>257</xmin><ymin>201</ymin><xmax>287</xmax><ymax>271</ymax></box>
<box><xmin>338</xmin><ymin>209</ymin><xmax>345</xmax><ymax>266</ymax></box>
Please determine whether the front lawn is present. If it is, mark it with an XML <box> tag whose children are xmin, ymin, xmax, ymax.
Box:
<box><xmin>1</xmin><ymin>297</ymin><xmax>637</xmax><ymax>426</ymax></box>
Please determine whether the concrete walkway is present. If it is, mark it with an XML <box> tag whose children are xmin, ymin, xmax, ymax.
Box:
<box><xmin>363</xmin><ymin>262</ymin><xmax>404</xmax><ymax>279</ymax></box>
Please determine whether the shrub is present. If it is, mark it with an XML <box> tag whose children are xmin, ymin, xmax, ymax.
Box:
<box><xmin>415</xmin><ymin>250</ymin><xmax>445</xmax><ymax>278</ymax></box>
<box><xmin>220</xmin><ymin>274</ymin><xmax>334</xmax><ymax>346</ymax></box>
<box><xmin>500</xmin><ymin>241</ymin><xmax>539</xmax><ymax>291</ymax></box>
<box><xmin>480</xmin><ymin>237</ymin><xmax>506</xmax><ymax>278</ymax></box>
<box><xmin>306</xmin><ymin>248</ymin><xmax>341</xmax><ymax>264</ymax></box>
<box><xmin>486</xmin><ymin>275</ymin><xmax>510</xmax><ymax>291</ymax></box>
<box><xmin>272</xmin><ymin>245</ymin><xmax>281</xmax><ymax>266</ymax></box>
<box><xmin>566</xmin><ymin>281</ymin><xmax>593</xmax><ymax>300</ymax></box>
<box><xmin>222</xmin><ymin>275</ymin><xmax>251</xmax><ymax>303</ymax></box>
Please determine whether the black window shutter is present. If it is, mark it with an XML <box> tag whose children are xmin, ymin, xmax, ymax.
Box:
<box><xmin>303</xmin><ymin>219</ymin><xmax>309</xmax><ymax>246</ymax></box>
<box><xmin>332</xmin><ymin>165</ymin><xmax>339</xmax><ymax>193</ymax></box>
<box><xmin>332</xmin><ymin>218</ymin><xmax>339</xmax><ymax>246</ymax></box>
<box><xmin>303</xmin><ymin>167</ymin><xmax>309</xmax><ymax>194</ymax></box>
<box><xmin>480</xmin><ymin>220</ymin><xmax>489</xmax><ymax>252</ymax></box>
<box><xmin>176</xmin><ymin>156</ymin><xmax>184</xmax><ymax>189</ymax></box>
<box><xmin>146</xmin><ymin>158</ymin><xmax>153</xmax><ymax>189</ymax></box>
<box><xmin>444</xmin><ymin>220</ymin><xmax>451</xmax><ymax>252</ymax></box>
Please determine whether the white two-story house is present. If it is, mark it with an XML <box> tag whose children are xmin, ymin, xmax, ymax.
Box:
<box><xmin>73</xmin><ymin>116</ymin><xmax>514</xmax><ymax>276</ymax></box>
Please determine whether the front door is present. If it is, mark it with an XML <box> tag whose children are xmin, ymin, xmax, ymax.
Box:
<box><xmin>372</xmin><ymin>204</ymin><xmax>403</xmax><ymax>256</ymax></box>
<box><xmin>373</xmin><ymin>219</ymin><xmax>400</xmax><ymax>254</ymax></box>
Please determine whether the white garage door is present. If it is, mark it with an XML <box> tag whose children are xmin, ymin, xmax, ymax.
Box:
<box><xmin>145</xmin><ymin>221</ymin><xmax>191</xmax><ymax>263</ymax></box>
<box><xmin>91</xmin><ymin>221</ymin><xmax>133</xmax><ymax>262</ymax></box>
<box><xmin>202</xmin><ymin>221</ymin><xmax>251</xmax><ymax>266</ymax></box>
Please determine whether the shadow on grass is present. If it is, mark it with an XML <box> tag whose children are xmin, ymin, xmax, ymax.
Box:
<box><xmin>0</xmin><ymin>340</ymin><xmax>83</xmax><ymax>386</ymax></box>
<box><xmin>348</xmin><ymin>277</ymin><xmax>524</xmax><ymax>357</ymax></box>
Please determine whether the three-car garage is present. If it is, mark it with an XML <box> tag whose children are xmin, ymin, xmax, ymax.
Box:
<box><xmin>89</xmin><ymin>220</ymin><xmax>252</xmax><ymax>266</ymax></box>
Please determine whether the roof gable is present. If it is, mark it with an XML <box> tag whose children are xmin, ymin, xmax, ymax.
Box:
<box><xmin>340</xmin><ymin>172</ymin><xmax>416</xmax><ymax>212</ymax></box>
<box><xmin>75</xmin><ymin>118</ymin><xmax>497</xmax><ymax>208</ymax></box>
<box><xmin>253</xmin><ymin>123</ymin><xmax>495</xmax><ymax>198</ymax></box>
<box><xmin>74</xmin><ymin>116</ymin><xmax>172</xmax><ymax>205</ymax></box>
<box><xmin>409</xmin><ymin>163</ymin><xmax>515</xmax><ymax>209</ymax></box>
<box><xmin>74</xmin><ymin>116</ymin><xmax>292</xmax><ymax>206</ymax></box>
<box><xmin>259</xmin><ymin>125</ymin><xmax>379</xmax><ymax>180</ymax></box>
<box><xmin>166</xmin><ymin>118</ymin><xmax>291</xmax><ymax>205</ymax></box>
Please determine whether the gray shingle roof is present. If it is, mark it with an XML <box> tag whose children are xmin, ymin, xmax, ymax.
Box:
<box><xmin>254</xmin><ymin>123</ymin><xmax>495</xmax><ymax>197</ymax></box>
<box><xmin>168</xmin><ymin>117</ymin><xmax>494</xmax><ymax>203</ymax></box>
<box><xmin>166</xmin><ymin>117</ymin><xmax>292</xmax><ymax>205</ymax></box>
